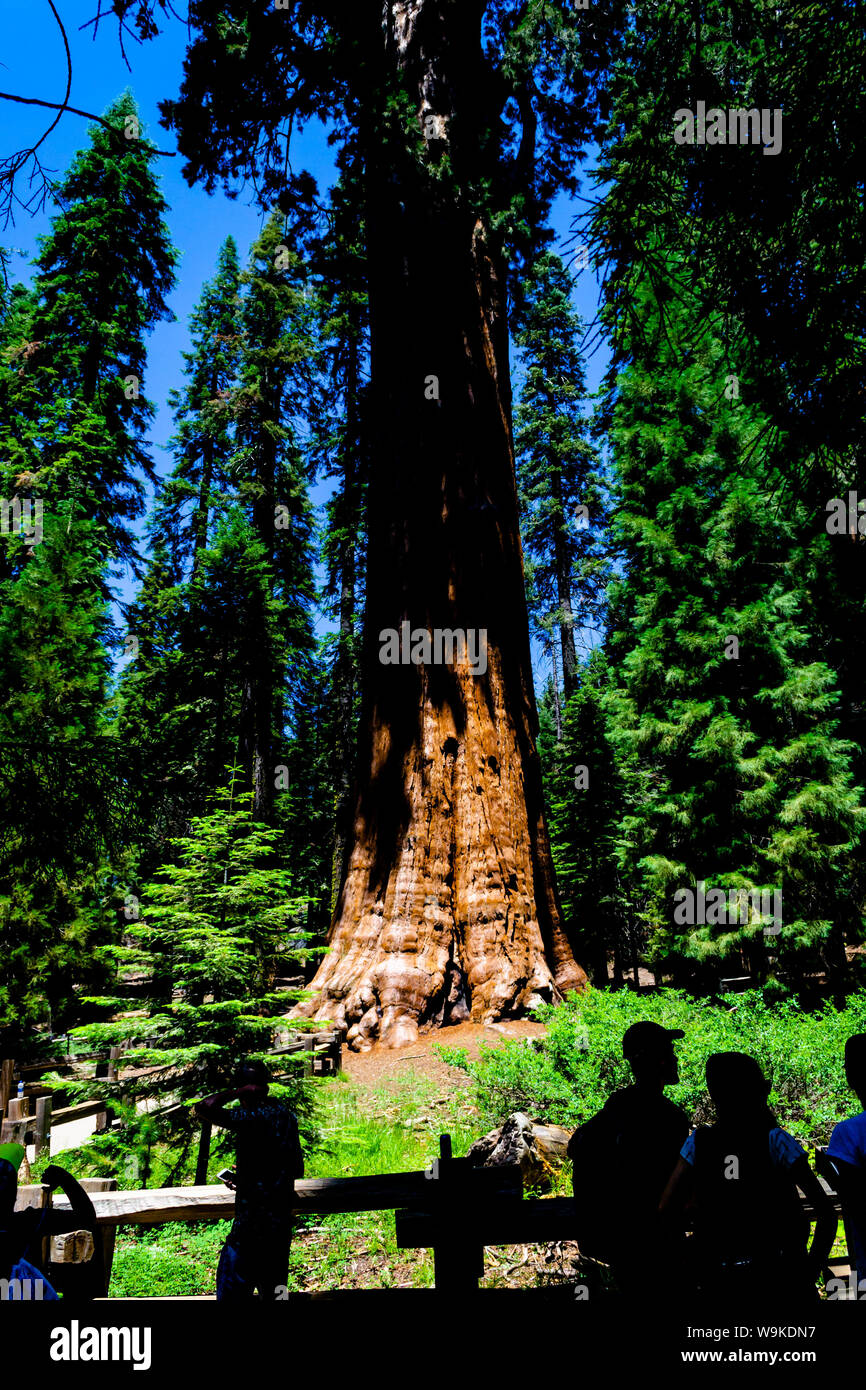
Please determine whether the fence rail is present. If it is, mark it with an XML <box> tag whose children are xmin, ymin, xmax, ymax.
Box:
<box><xmin>0</xmin><ymin>1029</ymin><xmax>342</xmax><ymax>1161</ymax></box>
<box><xmin>23</xmin><ymin>1132</ymin><xmax>853</xmax><ymax>1300</ymax></box>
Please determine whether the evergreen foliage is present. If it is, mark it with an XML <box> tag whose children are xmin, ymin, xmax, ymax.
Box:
<box><xmin>2</xmin><ymin>6</ymin><xmax>865</xmax><ymax>1070</ymax></box>
<box><xmin>515</xmin><ymin>250</ymin><xmax>605</xmax><ymax>699</ymax></box>
<box><xmin>600</xmin><ymin>269</ymin><xmax>864</xmax><ymax>985</ymax></box>
<box><xmin>0</xmin><ymin>95</ymin><xmax>175</xmax><ymax>1044</ymax></box>
<box><xmin>63</xmin><ymin>775</ymin><xmax>320</xmax><ymax>1156</ymax></box>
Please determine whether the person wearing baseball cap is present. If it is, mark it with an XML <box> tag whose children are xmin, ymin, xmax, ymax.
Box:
<box><xmin>622</xmin><ymin>1021</ymin><xmax>685</xmax><ymax>1069</ymax></box>
<box><xmin>567</xmin><ymin>1019</ymin><xmax>689</xmax><ymax>1294</ymax></box>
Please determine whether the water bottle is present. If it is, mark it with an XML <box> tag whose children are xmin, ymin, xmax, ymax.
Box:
<box><xmin>16</xmin><ymin>1079</ymin><xmax>24</xmax><ymax>1101</ymax></box>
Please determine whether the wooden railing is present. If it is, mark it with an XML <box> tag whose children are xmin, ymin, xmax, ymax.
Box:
<box><xmin>1</xmin><ymin>1031</ymin><xmax>342</xmax><ymax>1162</ymax></box>
<box><xmin>30</xmin><ymin>1132</ymin><xmax>853</xmax><ymax>1298</ymax></box>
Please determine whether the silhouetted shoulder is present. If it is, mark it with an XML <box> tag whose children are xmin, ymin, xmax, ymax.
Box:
<box><xmin>828</xmin><ymin>1112</ymin><xmax>866</xmax><ymax>1167</ymax></box>
<box><xmin>566</xmin><ymin>1090</ymin><xmax>625</xmax><ymax>1158</ymax></box>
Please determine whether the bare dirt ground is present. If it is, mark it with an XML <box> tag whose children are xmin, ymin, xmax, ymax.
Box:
<box><xmin>293</xmin><ymin>1014</ymin><xmax>589</xmax><ymax>1295</ymax></box>
<box><xmin>337</xmin><ymin>1017</ymin><xmax>547</xmax><ymax>1094</ymax></box>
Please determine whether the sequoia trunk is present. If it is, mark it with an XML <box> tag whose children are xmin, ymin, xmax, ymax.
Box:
<box><xmin>294</xmin><ymin>0</ymin><xmax>586</xmax><ymax>1048</ymax></box>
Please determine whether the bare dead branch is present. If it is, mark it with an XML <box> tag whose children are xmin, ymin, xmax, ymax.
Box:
<box><xmin>0</xmin><ymin>89</ymin><xmax>176</xmax><ymax>154</ymax></box>
<box><xmin>0</xmin><ymin>1</ymin><xmax>179</xmax><ymax>227</ymax></box>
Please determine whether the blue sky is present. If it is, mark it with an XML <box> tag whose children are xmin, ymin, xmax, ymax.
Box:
<box><xmin>1</xmin><ymin>0</ymin><xmax>609</xmax><ymax>672</ymax></box>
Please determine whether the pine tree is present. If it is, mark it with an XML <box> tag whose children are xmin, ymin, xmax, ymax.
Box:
<box><xmin>604</xmin><ymin>266</ymin><xmax>865</xmax><ymax>988</ymax></box>
<box><xmin>119</xmin><ymin>220</ymin><xmax>317</xmax><ymax>882</ymax></box>
<box><xmin>543</xmin><ymin>652</ymin><xmax>626</xmax><ymax>985</ymax></box>
<box><xmin>157</xmin><ymin>237</ymin><xmax>243</xmax><ymax>578</ymax></box>
<box><xmin>117</xmin><ymin>237</ymin><xmax>243</xmax><ymax>863</ymax></box>
<box><xmin>10</xmin><ymin>92</ymin><xmax>176</xmax><ymax>568</ymax></box>
<box><xmin>515</xmin><ymin>251</ymin><xmax>605</xmax><ymax>700</ymax></box>
<box><xmin>0</xmin><ymin>95</ymin><xmax>175</xmax><ymax>1042</ymax></box>
<box><xmin>591</xmin><ymin>0</ymin><xmax>866</xmax><ymax>466</ymax></box>
<box><xmin>231</xmin><ymin>215</ymin><xmax>317</xmax><ymax>821</ymax></box>
<box><xmin>0</xmin><ymin>512</ymin><xmax>117</xmax><ymax>1044</ymax></box>
<box><xmin>65</xmin><ymin>776</ymin><xmax>320</xmax><ymax>1166</ymax></box>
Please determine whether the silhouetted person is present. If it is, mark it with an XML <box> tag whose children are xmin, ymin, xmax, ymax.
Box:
<box><xmin>660</xmin><ymin>1052</ymin><xmax>836</xmax><ymax>1303</ymax></box>
<box><xmin>827</xmin><ymin>1033</ymin><xmax>866</xmax><ymax>1289</ymax></box>
<box><xmin>0</xmin><ymin>1143</ymin><xmax>58</xmax><ymax>1300</ymax></box>
<box><xmin>196</xmin><ymin>1059</ymin><xmax>304</xmax><ymax>1301</ymax></box>
<box><xmin>38</xmin><ymin>1163</ymin><xmax>110</xmax><ymax>1300</ymax></box>
<box><xmin>568</xmin><ymin>1021</ymin><xmax>689</xmax><ymax>1290</ymax></box>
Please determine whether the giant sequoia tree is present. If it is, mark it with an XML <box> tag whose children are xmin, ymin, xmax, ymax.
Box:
<box><xmin>110</xmin><ymin>0</ymin><xmax>629</xmax><ymax>1046</ymax></box>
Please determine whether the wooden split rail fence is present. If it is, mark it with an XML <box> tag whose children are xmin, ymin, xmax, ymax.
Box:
<box><xmin>1</xmin><ymin>1031</ymin><xmax>342</xmax><ymax>1162</ymax></box>
<box><xmin>39</xmin><ymin>1133</ymin><xmax>526</xmax><ymax>1296</ymax></box>
<box><xmin>0</xmin><ymin>1051</ymin><xmax>120</xmax><ymax>1155</ymax></box>
<box><xmin>26</xmin><ymin>1132</ymin><xmax>853</xmax><ymax>1300</ymax></box>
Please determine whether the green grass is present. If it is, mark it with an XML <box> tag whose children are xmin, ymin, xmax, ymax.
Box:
<box><xmin>45</xmin><ymin>988</ymin><xmax>865</xmax><ymax>1298</ymax></box>
<box><xmin>311</xmin><ymin>1071</ymin><xmax>481</xmax><ymax>1176</ymax></box>
<box><xmin>278</xmin><ymin>1072</ymin><xmax>482</xmax><ymax>1291</ymax></box>
<box><xmin>110</xmin><ymin>1221</ymin><xmax>230</xmax><ymax>1297</ymax></box>
<box><xmin>91</xmin><ymin>1071</ymin><xmax>484</xmax><ymax>1296</ymax></box>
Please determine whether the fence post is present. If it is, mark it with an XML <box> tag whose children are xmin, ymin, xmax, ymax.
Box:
<box><xmin>428</xmin><ymin>1133</ymin><xmax>484</xmax><ymax>1294</ymax></box>
<box><xmin>195</xmin><ymin>1121</ymin><xmax>212</xmax><ymax>1186</ymax></box>
<box><xmin>78</xmin><ymin>1178</ymin><xmax>119</xmax><ymax>1295</ymax></box>
<box><xmin>0</xmin><ymin>1058</ymin><xmax>14</xmax><ymax>1118</ymax></box>
<box><xmin>0</xmin><ymin>1116</ymin><xmax>33</xmax><ymax>1146</ymax></box>
<box><xmin>34</xmin><ymin>1096</ymin><xmax>52</xmax><ymax>1158</ymax></box>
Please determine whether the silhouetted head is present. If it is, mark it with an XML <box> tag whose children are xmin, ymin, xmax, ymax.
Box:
<box><xmin>237</xmin><ymin>1058</ymin><xmax>270</xmax><ymax>1106</ymax></box>
<box><xmin>0</xmin><ymin>1145</ymin><xmax>23</xmax><ymax>1228</ymax></box>
<box><xmin>0</xmin><ymin>1159</ymin><xmax>17</xmax><ymax>1229</ymax></box>
<box><xmin>705</xmin><ymin>1052</ymin><xmax>772</xmax><ymax>1125</ymax></box>
<box><xmin>622</xmin><ymin>1021</ymin><xmax>684</xmax><ymax>1089</ymax></box>
<box><xmin>844</xmin><ymin>1034</ymin><xmax>866</xmax><ymax>1108</ymax></box>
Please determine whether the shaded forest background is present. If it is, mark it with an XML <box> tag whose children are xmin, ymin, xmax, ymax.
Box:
<box><xmin>1</xmin><ymin>0</ymin><xmax>865</xmax><ymax>1062</ymax></box>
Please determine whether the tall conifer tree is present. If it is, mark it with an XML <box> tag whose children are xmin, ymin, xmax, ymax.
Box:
<box><xmin>232</xmin><ymin>215</ymin><xmax>317</xmax><ymax>821</ymax></box>
<box><xmin>0</xmin><ymin>95</ymin><xmax>176</xmax><ymax>1040</ymax></box>
<box><xmin>604</xmin><ymin>267</ymin><xmax>864</xmax><ymax>986</ymax></box>
<box><xmin>515</xmin><ymin>251</ymin><xmax>604</xmax><ymax>701</ymax></box>
<box><xmin>157</xmin><ymin>237</ymin><xmax>243</xmax><ymax>577</ymax></box>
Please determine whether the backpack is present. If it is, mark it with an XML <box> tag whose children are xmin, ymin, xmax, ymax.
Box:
<box><xmin>570</xmin><ymin>1110</ymin><xmax>622</xmax><ymax>1261</ymax></box>
<box><xmin>571</xmin><ymin>1089</ymin><xmax>691</xmax><ymax>1265</ymax></box>
<box><xmin>692</xmin><ymin>1125</ymin><xmax>809</xmax><ymax>1279</ymax></box>
<box><xmin>570</xmin><ymin>1103</ymin><xmax>660</xmax><ymax>1263</ymax></box>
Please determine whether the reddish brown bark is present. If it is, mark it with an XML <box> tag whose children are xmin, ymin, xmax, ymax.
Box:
<box><xmin>292</xmin><ymin>1</ymin><xmax>586</xmax><ymax>1048</ymax></box>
